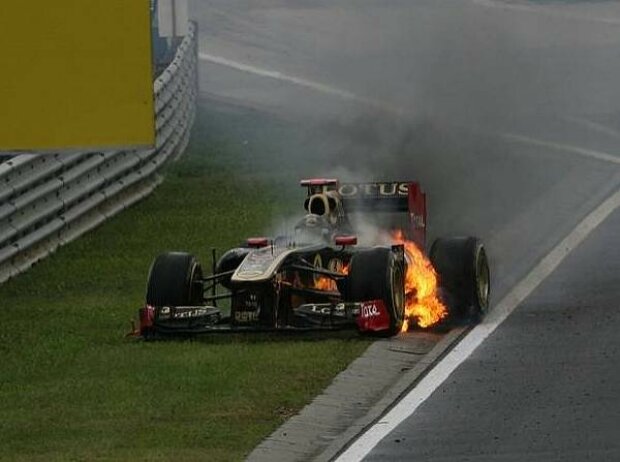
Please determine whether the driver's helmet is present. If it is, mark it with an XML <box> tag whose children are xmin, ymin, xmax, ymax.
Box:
<box><xmin>294</xmin><ymin>213</ymin><xmax>332</xmax><ymax>243</ymax></box>
<box><xmin>304</xmin><ymin>191</ymin><xmax>342</xmax><ymax>226</ymax></box>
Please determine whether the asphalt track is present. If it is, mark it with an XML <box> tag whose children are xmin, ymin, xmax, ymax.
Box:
<box><xmin>355</xmin><ymin>194</ymin><xmax>620</xmax><ymax>462</ymax></box>
<box><xmin>188</xmin><ymin>0</ymin><xmax>620</xmax><ymax>459</ymax></box>
<box><xmin>191</xmin><ymin>0</ymin><xmax>620</xmax><ymax>302</ymax></box>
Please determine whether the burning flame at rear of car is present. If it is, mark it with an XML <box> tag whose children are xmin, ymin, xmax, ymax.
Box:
<box><xmin>391</xmin><ymin>230</ymin><xmax>447</xmax><ymax>330</ymax></box>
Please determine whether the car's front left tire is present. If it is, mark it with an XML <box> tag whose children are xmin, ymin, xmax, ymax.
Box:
<box><xmin>146</xmin><ymin>252</ymin><xmax>203</xmax><ymax>306</ymax></box>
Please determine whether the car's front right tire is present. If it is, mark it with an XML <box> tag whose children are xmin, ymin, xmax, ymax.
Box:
<box><xmin>347</xmin><ymin>248</ymin><xmax>405</xmax><ymax>336</ymax></box>
<box><xmin>429</xmin><ymin>237</ymin><xmax>490</xmax><ymax>322</ymax></box>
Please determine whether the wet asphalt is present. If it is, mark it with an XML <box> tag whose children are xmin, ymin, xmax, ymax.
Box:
<box><xmin>188</xmin><ymin>1</ymin><xmax>620</xmax><ymax>459</ymax></box>
<box><xmin>365</xmin><ymin>201</ymin><xmax>620</xmax><ymax>461</ymax></box>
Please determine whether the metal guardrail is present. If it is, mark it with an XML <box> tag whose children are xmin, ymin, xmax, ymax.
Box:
<box><xmin>0</xmin><ymin>22</ymin><xmax>198</xmax><ymax>283</ymax></box>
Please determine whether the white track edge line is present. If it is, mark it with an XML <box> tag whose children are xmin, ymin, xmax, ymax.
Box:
<box><xmin>335</xmin><ymin>186</ymin><xmax>620</xmax><ymax>461</ymax></box>
<box><xmin>563</xmin><ymin>116</ymin><xmax>620</xmax><ymax>140</ymax></box>
<box><xmin>470</xmin><ymin>0</ymin><xmax>620</xmax><ymax>26</ymax></box>
<box><xmin>199</xmin><ymin>52</ymin><xmax>620</xmax><ymax>167</ymax></box>
<box><xmin>500</xmin><ymin>132</ymin><xmax>620</xmax><ymax>165</ymax></box>
<box><xmin>198</xmin><ymin>52</ymin><xmax>402</xmax><ymax>114</ymax></box>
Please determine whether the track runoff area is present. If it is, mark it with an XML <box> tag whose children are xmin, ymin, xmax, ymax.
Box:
<box><xmin>336</xmin><ymin>182</ymin><xmax>620</xmax><ymax>460</ymax></box>
<box><xmin>198</xmin><ymin>50</ymin><xmax>620</xmax><ymax>459</ymax></box>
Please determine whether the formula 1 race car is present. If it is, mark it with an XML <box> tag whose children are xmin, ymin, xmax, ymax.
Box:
<box><xmin>132</xmin><ymin>179</ymin><xmax>490</xmax><ymax>338</ymax></box>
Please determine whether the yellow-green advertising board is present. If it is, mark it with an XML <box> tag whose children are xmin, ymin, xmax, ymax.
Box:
<box><xmin>0</xmin><ymin>0</ymin><xmax>155</xmax><ymax>151</ymax></box>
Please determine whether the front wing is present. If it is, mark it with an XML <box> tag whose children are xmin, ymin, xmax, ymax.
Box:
<box><xmin>130</xmin><ymin>299</ymin><xmax>391</xmax><ymax>338</ymax></box>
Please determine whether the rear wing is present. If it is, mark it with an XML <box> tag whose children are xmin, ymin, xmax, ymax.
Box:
<box><xmin>339</xmin><ymin>181</ymin><xmax>427</xmax><ymax>247</ymax></box>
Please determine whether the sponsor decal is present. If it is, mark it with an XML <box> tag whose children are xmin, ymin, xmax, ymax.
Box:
<box><xmin>301</xmin><ymin>303</ymin><xmax>347</xmax><ymax>317</ymax></box>
<box><xmin>234</xmin><ymin>311</ymin><xmax>259</xmax><ymax>322</ymax></box>
<box><xmin>356</xmin><ymin>300</ymin><xmax>390</xmax><ymax>332</ymax></box>
<box><xmin>309</xmin><ymin>304</ymin><xmax>333</xmax><ymax>315</ymax></box>
<box><xmin>338</xmin><ymin>182</ymin><xmax>409</xmax><ymax>198</ymax></box>
<box><xmin>172</xmin><ymin>307</ymin><xmax>211</xmax><ymax>319</ymax></box>
<box><xmin>158</xmin><ymin>306</ymin><xmax>171</xmax><ymax>319</ymax></box>
<box><xmin>245</xmin><ymin>293</ymin><xmax>259</xmax><ymax>310</ymax></box>
<box><xmin>234</xmin><ymin>293</ymin><xmax>261</xmax><ymax>323</ymax></box>
<box><xmin>360</xmin><ymin>303</ymin><xmax>380</xmax><ymax>318</ymax></box>
<box><xmin>411</xmin><ymin>213</ymin><xmax>425</xmax><ymax>228</ymax></box>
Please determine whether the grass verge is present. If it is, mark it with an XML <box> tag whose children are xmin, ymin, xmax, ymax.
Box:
<box><xmin>0</xmin><ymin>102</ymin><xmax>370</xmax><ymax>461</ymax></box>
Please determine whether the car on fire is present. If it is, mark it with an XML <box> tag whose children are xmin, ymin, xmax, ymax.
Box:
<box><xmin>132</xmin><ymin>179</ymin><xmax>490</xmax><ymax>338</ymax></box>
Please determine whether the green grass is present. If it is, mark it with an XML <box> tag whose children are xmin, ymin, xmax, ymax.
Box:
<box><xmin>0</xmin><ymin>104</ymin><xmax>370</xmax><ymax>461</ymax></box>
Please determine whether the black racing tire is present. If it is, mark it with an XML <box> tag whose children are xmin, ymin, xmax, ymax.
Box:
<box><xmin>347</xmin><ymin>248</ymin><xmax>405</xmax><ymax>336</ymax></box>
<box><xmin>146</xmin><ymin>252</ymin><xmax>203</xmax><ymax>306</ymax></box>
<box><xmin>429</xmin><ymin>237</ymin><xmax>490</xmax><ymax>321</ymax></box>
<box><xmin>215</xmin><ymin>247</ymin><xmax>251</xmax><ymax>289</ymax></box>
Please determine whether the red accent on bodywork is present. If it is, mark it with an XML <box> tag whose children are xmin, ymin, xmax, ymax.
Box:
<box><xmin>301</xmin><ymin>178</ymin><xmax>339</xmax><ymax>195</ymax></box>
<box><xmin>407</xmin><ymin>182</ymin><xmax>426</xmax><ymax>248</ymax></box>
<box><xmin>300</xmin><ymin>178</ymin><xmax>339</xmax><ymax>186</ymax></box>
<box><xmin>247</xmin><ymin>237</ymin><xmax>269</xmax><ymax>248</ymax></box>
<box><xmin>335</xmin><ymin>235</ymin><xmax>357</xmax><ymax>246</ymax></box>
<box><xmin>356</xmin><ymin>300</ymin><xmax>391</xmax><ymax>332</ymax></box>
<box><xmin>139</xmin><ymin>305</ymin><xmax>155</xmax><ymax>335</ymax></box>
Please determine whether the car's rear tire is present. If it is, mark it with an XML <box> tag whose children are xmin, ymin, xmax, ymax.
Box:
<box><xmin>347</xmin><ymin>248</ymin><xmax>405</xmax><ymax>336</ymax></box>
<box><xmin>146</xmin><ymin>252</ymin><xmax>203</xmax><ymax>306</ymax></box>
<box><xmin>429</xmin><ymin>237</ymin><xmax>490</xmax><ymax>321</ymax></box>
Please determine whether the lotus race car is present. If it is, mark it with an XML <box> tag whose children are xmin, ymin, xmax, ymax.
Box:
<box><xmin>132</xmin><ymin>179</ymin><xmax>490</xmax><ymax>338</ymax></box>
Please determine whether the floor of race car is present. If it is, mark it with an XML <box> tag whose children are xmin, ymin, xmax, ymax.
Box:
<box><xmin>246</xmin><ymin>327</ymin><xmax>467</xmax><ymax>462</ymax></box>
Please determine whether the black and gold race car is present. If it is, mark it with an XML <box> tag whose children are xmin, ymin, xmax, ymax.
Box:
<box><xmin>132</xmin><ymin>179</ymin><xmax>490</xmax><ymax>338</ymax></box>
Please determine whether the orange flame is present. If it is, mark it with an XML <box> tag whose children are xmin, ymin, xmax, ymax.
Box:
<box><xmin>314</xmin><ymin>263</ymin><xmax>349</xmax><ymax>292</ymax></box>
<box><xmin>391</xmin><ymin>230</ymin><xmax>447</xmax><ymax>330</ymax></box>
<box><xmin>314</xmin><ymin>276</ymin><xmax>337</xmax><ymax>291</ymax></box>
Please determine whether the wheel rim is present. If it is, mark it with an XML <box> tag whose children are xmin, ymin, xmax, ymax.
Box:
<box><xmin>392</xmin><ymin>265</ymin><xmax>405</xmax><ymax>322</ymax></box>
<box><xmin>475</xmin><ymin>248</ymin><xmax>490</xmax><ymax>311</ymax></box>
